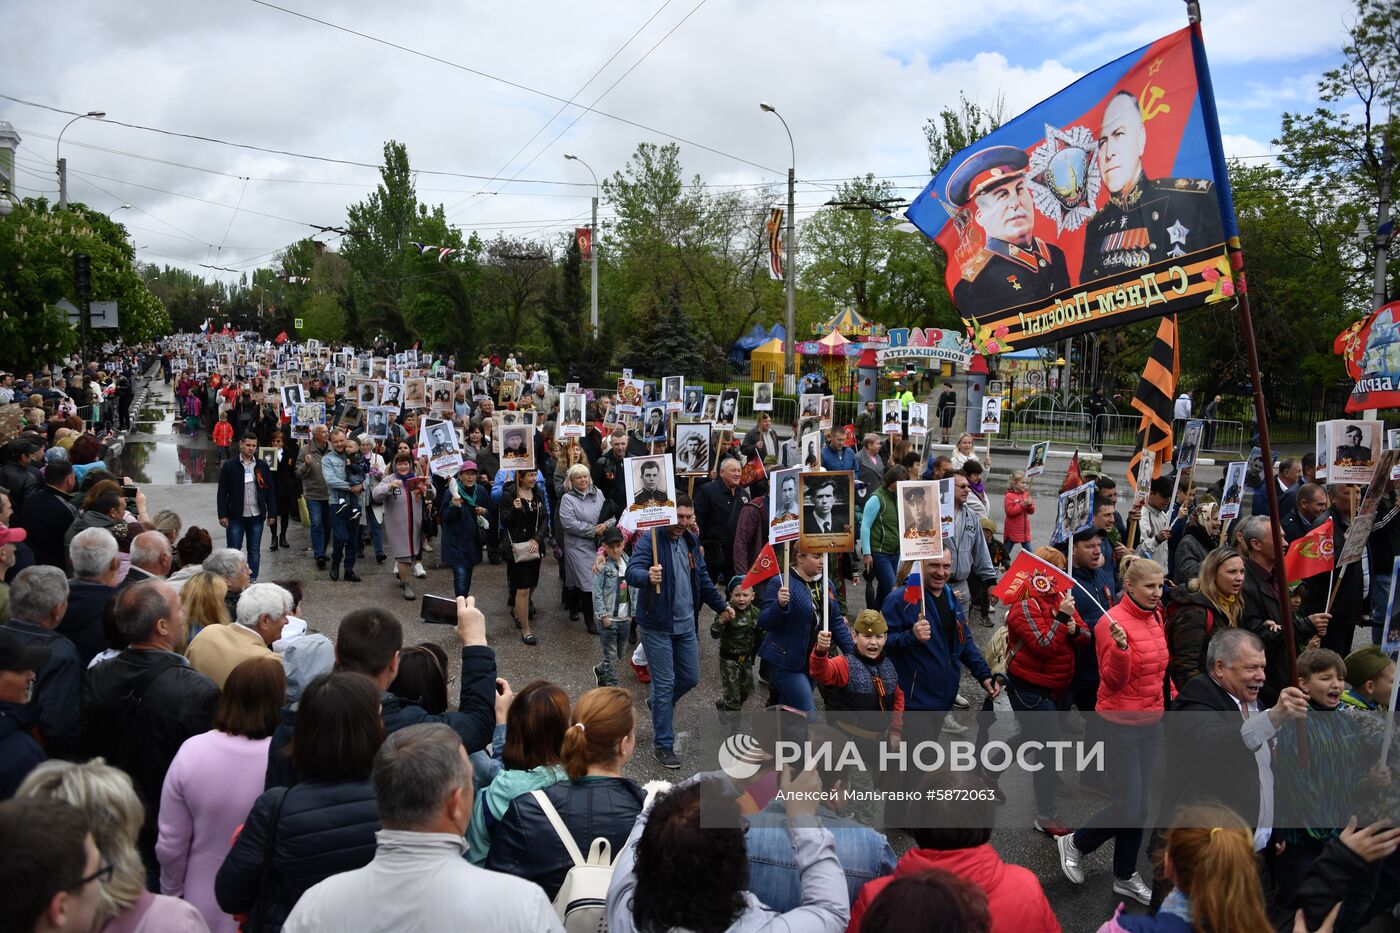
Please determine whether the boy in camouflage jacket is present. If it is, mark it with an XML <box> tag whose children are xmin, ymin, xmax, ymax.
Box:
<box><xmin>711</xmin><ymin>576</ymin><xmax>760</xmax><ymax>711</ymax></box>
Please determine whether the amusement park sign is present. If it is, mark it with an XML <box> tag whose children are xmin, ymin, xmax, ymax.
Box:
<box><xmin>875</xmin><ymin>328</ymin><xmax>974</xmax><ymax>366</ymax></box>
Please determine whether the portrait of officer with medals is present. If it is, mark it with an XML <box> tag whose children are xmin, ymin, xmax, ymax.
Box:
<box><xmin>948</xmin><ymin>145</ymin><xmax>1071</xmax><ymax>317</ymax></box>
<box><xmin>1080</xmin><ymin>91</ymin><xmax>1223</xmax><ymax>282</ymax></box>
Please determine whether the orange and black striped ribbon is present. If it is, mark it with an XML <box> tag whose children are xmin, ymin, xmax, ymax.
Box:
<box><xmin>1126</xmin><ymin>314</ymin><xmax>1178</xmax><ymax>489</ymax></box>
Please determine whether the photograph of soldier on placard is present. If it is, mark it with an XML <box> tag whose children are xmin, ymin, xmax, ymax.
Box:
<box><xmin>1219</xmin><ymin>461</ymin><xmax>1247</xmax><ymax>521</ymax></box>
<box><xmin>559</xmin><ymin>392</ymin><xmax>587</xmax><ymax>440</ymax></box>
<box><xmin>1327</xmin><ymin>419</ymin><xmax>1382</xmax><ymax>484</ymax></box>
<box><xmin>799</xmin><ymin>471</ymin><xmax>854</xmax><ymax>554</ymax></box>
<box><xmin>716</xmin><ymin>389</ymin><xmax>740</xmax><ymax>430</ymax></box>
<box><xmin>701</xmin><ymin>395</ymin><xmax>719</xmax><ymax>422</ymax></box>
<box><xmin>1054</xmin><ymin>481</ymin><xmax>1097</xmax><ymax>544</ymax></box>
<box><xmin>358</xmin><ymin>380</ymin><xmax>380</xmax><ymax>407</ymax></box>
<box><xmin>753</xmin><ymin>382</ymin><xmax>774</xmax><ymax>412</ymax></box>
<box><xmin>800</xmin><ymin>393</ymin><xmax>822</xmax><ymax>419</ymax></box>
<box><xmin>662</xmin><ymin>376</ymin><xmax>684</xmax><ymax>411</ymax></box>
<box><xmin>768</xmin><ymin>467</ymin><xmax>801</xmax><ymax>544</ymax></box>
<box><xmin>675</xmin><ymin>423</ymin><xmax>713</xmax><ymax>476</ymax></box>
<box><xmin>624</xmin><ymin>454</ymin><xmax>677</xmax><ymax>530</ymax></box>
<box><xmin>366</xmin><ymin>407</ymin><xmax>391</xmax><ymax>439</ymax></box>
<box><xmin>403</xmin><ymin>377</ymin><xmax>427</xmax><ymax>410</ymax></box>
<box><xmin>499</xmin><ymin>425</ymin><xmax>535</xmax><ymax>471</ymax></box>
<box><xmin>281</xmin><ymin>383</ymin><xmax>305</xmax><ymax>411</ymax></box>
<box><xmin>431</xmin><ymin>380</ymin><xmax>454</xmax><ymax>414</ymax></box>
<box><xmin>800</xmin><ymin>430</ymin><xmax>822</xmax><ymax>469</ymax></box>
<box><xmin>382</xmin><ymin>381</ymin><xmax>404</xmax><ymax>409</ymax></box>
<box><xmin>896</xmin><ymin>480</ymin><xmax>944</xmax><ymax>561</ymax></box>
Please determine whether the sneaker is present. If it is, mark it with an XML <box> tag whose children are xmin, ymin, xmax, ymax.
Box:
<box><xmin>412</xmin><ymin>561</ymin><xmax>427</xmax><ymax>578</ymax></box>
<box><xmin>593</xmin><ymin>664</ymin><xmax>605</xmax><ymax>687</ymax></box>
<box><xmin>953</xmin><ymin>693</ymin><xmax>970</xmax><ymax>710</ymax></box>
<box><xmin>631</xmin><ymin>660</ymin><xmax>651</xmax><ymax>683</ymax></box>
<box><xmin>940</xmin><ymin>717</ymin><xmax>969</xmax><ymax>735</ymax></box>
<box><xmin>654</xmin><ymin>747</ymin><xmax>681</xmax><ymax>769</ymax></box>
<box><xmin>1112</xmin><ymin>873</ymin><xmax>1152</xmax><ymax>906</ymax></box>
<box><xmin>402</xmin><ymin>584</ymin><xmax>416</xmax><ymax>600</ymax></box>
<box><xmin>422</xmin><ymin>541</ymin><xmax>433</xmax><ymax>553</ymax></box>
<box><xmin>1056</xmin><ymin>832</ymin><xmax>1085</xmax><ymax>885</ymax></box>
<box><xmin>1034</xmin><ymin>818</ymin><xmax>1072</xmax><ymax>838</ymax></box>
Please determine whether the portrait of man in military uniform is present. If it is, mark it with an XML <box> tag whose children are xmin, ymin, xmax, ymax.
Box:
<box><xmin>949</xmin><ymin>145</ymin><xmax>1070</xmax><ymax>317</ymax></box>
<box><xmin>1080</xmin><ymin>91</ymin><xmax>1224</xmax><ymax>282</ymax></box>
<box><xmin>631</xmin><ymin>458</ymin><xmax>670</xmax><ymax>507</ymax></box>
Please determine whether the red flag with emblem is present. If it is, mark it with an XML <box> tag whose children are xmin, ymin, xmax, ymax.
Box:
<box><xmin>740</xmin><ymin>544</ymin><xmax>780</xmax><ymax>591</ymax></box>
<box><xmin>990</xmin><ymin>550</ymin><xmax>1074</xmax><ymax>605</ymax></box>
<box><xmin>1284</xmin><ymin>517</ymin><xmax>1335</xmax><ymax>582</ymax></box>
<box><xmin>1061</xmin><ymin>449</ymin><xmax>1082</xmax><ymax>493</ymax></box>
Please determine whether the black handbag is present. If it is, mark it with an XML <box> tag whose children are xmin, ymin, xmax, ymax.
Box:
<box><xmin>245</xmin><ymin>786</ymin><xmax>290</xmax><ymax>933</ymax></box>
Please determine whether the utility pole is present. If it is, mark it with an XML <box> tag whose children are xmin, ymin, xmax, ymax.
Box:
<box><xmin>1363</xmin><ymin>143</ymin><xmax>1391</xmax><ymax>425</ymax></box>
<box><xmin>56</xmin><ymin>111</ymin><xmax>105</xmax><ymax>210</ymax></box>
<box><xmin>74</xmin><ymin>253</ymin><xmax>91</xmax><ymax>365</ymax></box>
<box><xmin>590</xmin><ymin>190</ymin><xmax>599</xmax><ymax>337</ymax></box>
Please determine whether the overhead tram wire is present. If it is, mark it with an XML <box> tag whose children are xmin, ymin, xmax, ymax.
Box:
<box><xmin>239</xmin><ymin>0</ymin><xmax>788</xmax><ymax>177</ymax></box>
<box><xmin>445</xmin><ymin>0</ymin><xmax>684</xmax><ymax>219</ymax></box>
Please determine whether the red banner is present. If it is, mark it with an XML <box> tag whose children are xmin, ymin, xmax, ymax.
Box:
<box><xmin>1284</xmin><ymin>517</ymin><xmax>1335</xmax><ymax>582</ymax></box>
<box><xmin>575</xmin><ymin>227</ymin><xmax>593</xmax><ymax>262</ymax></box>
<box><xmin>990</xmin><ymin>550</ymin><xmax>1074</xmax><ymax>605</ymax></box>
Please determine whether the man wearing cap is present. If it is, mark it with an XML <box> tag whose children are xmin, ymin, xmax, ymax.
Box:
<box><xmin>1080</xmin><ymin>91</ymin><xmax>1224</xmax><ymax>282</ymax></box>
<box><xmin>948</xmin><ymin>145</ymin><xmax>1070</xmax><ymax>318</ymax></box>
<box><xmin>439</xmin><ymin>461</ymin><xmax>485</xmax><ymax>600</ymax></box>
<box><xmin>0</xmin><ymin>627</ymin><xmax>50</xmax><ymax>796</ymax></box>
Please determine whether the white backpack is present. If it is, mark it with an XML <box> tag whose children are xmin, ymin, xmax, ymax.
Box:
<box><xmin>530</xmin><ymin>789</ymin><xmax>615</xmax><ymax>933</ymax></box>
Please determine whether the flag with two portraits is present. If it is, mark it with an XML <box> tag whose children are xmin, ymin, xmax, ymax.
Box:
<box><xmin>905</xmin><ymin>24</ymin><xmax>1238</xmax><ymax>354</ymax></box>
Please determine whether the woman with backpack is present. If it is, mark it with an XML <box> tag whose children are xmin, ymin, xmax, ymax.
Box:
<box><xmin>1002</xmin><ymin>545</ymin><xmax>1093</xmax><ymax>839</ymax></box>
<box><xmin>1165</xmin><ymin>547</ymin><xmax>1244</xmax><ymax>693</ymax></box>
<box><xmin>485</xmin><ymin>687</ymin><xmax>642</xmax><ymax>903</ymax></box>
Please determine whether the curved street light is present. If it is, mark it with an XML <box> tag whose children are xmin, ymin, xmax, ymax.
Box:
<box><xmin>57</xmin><ymin>110</ymin><xmax>105</xmax><ymax>209</ymax></box>
<box><xmin>760</xmin><ymin>102</ymin><xmax>796</xmax><ymax>384</ymax></box>
<box><xmin>564</xmin><ymin>153</ymin><xmax>600</xmax><ymax>337</ymax></box>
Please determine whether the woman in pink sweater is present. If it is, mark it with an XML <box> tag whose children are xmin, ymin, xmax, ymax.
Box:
<box><xmin>1055</xmin><ymin>556</ymin><xmax>1168</xmax><ymax>908</ymax></box>
<box><xmin>157</xmin><ymin>657</ymin><xmax>286</xmax><ymax>933</ymax></box>
<box><xmin>1002</xmin><ymin>470</ymin><xmax>1035</xmax><ymax>555</ymax></box>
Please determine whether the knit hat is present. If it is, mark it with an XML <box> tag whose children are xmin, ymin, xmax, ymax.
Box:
<box><xmin>851</xmin><ymin>609</ymin><xmax>887</xmax><ymax>636</ymax></box>
<box><xmin>1344</xmin><ymin>646</ymin><xmax>1395</xmax><ymax>690</ymax></box>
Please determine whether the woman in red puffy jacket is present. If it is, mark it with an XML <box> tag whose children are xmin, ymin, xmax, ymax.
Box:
<box><xmin>1056</xmin><ymin>555</ymin><xmax>1168</xmax><ymax>908</ymax></box>
<box><xmin>1003</xmin><ymin>546</ymin><xmax>1091</xmax><ymax>838</ymax></box>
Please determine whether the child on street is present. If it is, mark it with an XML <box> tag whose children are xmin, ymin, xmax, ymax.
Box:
<box><xmin>711</xmin><ymin>577</ymin><xmax>760</xmax><ymax>711</ymax></box>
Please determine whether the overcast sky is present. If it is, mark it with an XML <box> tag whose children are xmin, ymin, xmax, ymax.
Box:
<box><xmin>3</xmin><ymin>0</ymin><xmax>1356</xmax><ymax>284</ymax></box>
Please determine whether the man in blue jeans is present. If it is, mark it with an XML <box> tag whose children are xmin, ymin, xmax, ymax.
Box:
<box><xmin>626</xmin><ymin>494</ymin><xmax>732</xmax><ymax>769</ymax></box>
<box><xmin>295</xmin><ymin>423</ymin><xmax>332</xmax><ymax>570</ymax></box>
<box><xmin>321</xmin><ymin>429</ymin><xmax>363</xmax><ymax>583</ymax></box>
<box><xmin>216</xmin><ymin>432</ymin><xmax>276</xmax><ymax>581</ymax></box>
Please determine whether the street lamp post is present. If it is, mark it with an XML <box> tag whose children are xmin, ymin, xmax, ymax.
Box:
<box><xmin>108</xmin><ymin>204</ymin><xmax>131</xmax><ymax>221</ymax></box>
<box><xmin>564</xmin><ymin>153</ymin><xmax>600</xmax><ymax>338</ymax></box>
<box><xmin>57</xmin><ymin>110</ymin><xmax>105</xmax><ymax>210</ymax></box>
<box><xmin>760</xmin><ymin>102</ymin><xmax>796</xmax><ymax>391</ymax></box>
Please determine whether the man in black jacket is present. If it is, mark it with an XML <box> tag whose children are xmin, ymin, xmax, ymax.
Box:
<box><xmin>3</xmin><ymin>566</ymin><xmax>80</xmax><ymax>760</ymax></box>
<box><xmin>216</xmin><ymin>433</ymin><xmax>277</xmax><ymax>582</ymax></box>
<box><xmin>58</xmin><ymin>527</ymin><xmax>123</xmax><ymax>666</ymax></box>
<box><xmin>1300</xmin><ymin>488</ymin><xmax>1365</xmax><ymax>655</ymax></box>
<box><xmin>16</xmin><ymin>460</ymin><xmax>78</xmax><ymax>570</ymax></box>
<box><xmin>1281</xmin><ymin>483</ymin><xmax>1327</xmax><ymax>545</ymax></box>
<box><xmin>82</xmin><ymin>580</ymin><xmax>219</xmax><ymax>872</ymax></box>
<box><xmin>694</xmin><ymin>458</ymin><xmax>750</xmax><ymax>587</ymax></box>
<box><xmin>1238</xmin><ymin>516</ymin><xmax>1325</xmax><ymax>705</ymax></box>
<box><xmin>264</xmin><ymin>601</ymin><xmax>497</xmax><ymax>789</ymax></box>
<box><xmin>592</xmin><ymin>430</ymin><xmax>630</xmax><ymax>518</ymax></box>
<box><xmin>0</xmin><ymin>439</ymin><xmax>39</xmax><ymax>514</ymax></box>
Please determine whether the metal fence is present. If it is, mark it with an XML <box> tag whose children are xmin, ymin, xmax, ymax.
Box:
<box><xmin>1001</xmin><ymin>409</ymin><xmax>1245</xmax><ymax>459</ymax></box>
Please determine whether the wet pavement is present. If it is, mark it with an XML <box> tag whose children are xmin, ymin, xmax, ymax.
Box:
<box><xmin>113</xmin><ymin>382</ymin><xmax>220</xmax><ymax>484</ymax></box>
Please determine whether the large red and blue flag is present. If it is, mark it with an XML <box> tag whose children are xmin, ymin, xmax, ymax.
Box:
<box><xmin>905</xmin><ymin>25</ymin><xmax>1238</xmax><ymax>353</ymax></box>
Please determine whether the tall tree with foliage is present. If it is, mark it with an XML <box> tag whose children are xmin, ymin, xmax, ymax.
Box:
<box><xmin>0</xmin><ymin>199</ymin><xmax>169</xmax><ymax>367</ymax></box>
<box><xmin>1276</xmin><ymin>0</ymin><xmax>1399</xmax><ymax>315</ymax></box>
<box><xmin>539</xmin><ymin>236</ymin><xmax>613</xmax><ymax>384</ymax></box>
<box><xmin>479</xmin><ymin>235</ymin><xmax>551</xmax><ymax>353</ymax></box>
<box><xmin>800</xmin><ymin>174</ymin><xmax>955</xmax><ymax>331</ymax></box>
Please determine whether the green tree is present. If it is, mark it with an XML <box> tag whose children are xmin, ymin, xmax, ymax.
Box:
<box><xmin>0</xmin><ymin>199</ymin><xmax>170</xmax><ymax>368</ymax></box>
<box><xmin>925</xmin><ymin>92</ymin><xmax>1005</xmax><ymax>174</ymax></box>
<box><xmin>479</xmin><ymin>235</ymin><xmax>550</xmax><ymax>352</ymax></box>
<box><xmin>799</xmin><ymin>174</ymin><xmax>955</xmax><ymax>331</ymax></box>
<box><xmin>539</xmin><ymin>236</ymin><xmax>613</xmax><ymax>384</ymax></box>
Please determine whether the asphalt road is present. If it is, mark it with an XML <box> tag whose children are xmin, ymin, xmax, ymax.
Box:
<box><xmin>122</xmin><ymin>377</ymin><xmax>1395</xmax><ymax>932</ymax></box>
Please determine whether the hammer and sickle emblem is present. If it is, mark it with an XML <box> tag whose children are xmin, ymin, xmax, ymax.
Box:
<box><xmin>1139</xmin><ymin>85</ymin><xmax>1170</xmax><ymax>121</ymax></box>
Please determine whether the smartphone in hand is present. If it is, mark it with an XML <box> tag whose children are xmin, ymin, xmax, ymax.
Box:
<box><xmin>420</xmin><ymin>594</ymin><xmax>457</xmax><ymax>625</ymax></box>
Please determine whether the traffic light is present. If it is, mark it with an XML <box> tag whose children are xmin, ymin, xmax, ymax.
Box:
<box><xmin>74</xmin><ymin>253</ymin><xmax>92</xmax><ymax>300</ymax></box>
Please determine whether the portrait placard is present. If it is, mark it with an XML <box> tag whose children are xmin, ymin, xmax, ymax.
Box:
<box><xmin>675</xmin><ymin>423</ymin><xmax>714</xmax><ymax>476</ymax></box>
<box><xmin>896</xmin><ymin>480</ymin><xmax>944</xmax><ymax>561</ymax></box>
<box><xmin>799</xmin><ymin>471</ymin><xmax>854</xmax><ymax>554</ymax></box>
<box><xmin>624</xmin><ymin>454</ymin><xmax>678</xmax><ymax>529</ymax></box>
<box><xmin>768</xmin><ymin>467</ymin><xmax>802</xmax><ymax>545</ymax></box>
